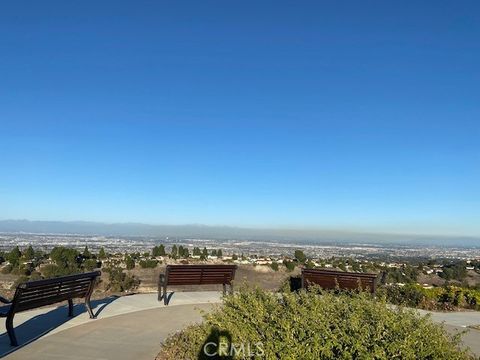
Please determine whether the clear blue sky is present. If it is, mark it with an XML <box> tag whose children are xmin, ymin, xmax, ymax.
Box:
<box><xmin>0</xmin><ymin>1</ymin><xmax>479</xmax><ymax>236</ymax></box>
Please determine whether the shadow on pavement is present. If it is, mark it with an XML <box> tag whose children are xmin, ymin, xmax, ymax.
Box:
<box><xmin>0</xmin><ymin>296</ymin><xmax>119</xmax><ymax>358</ymax></box>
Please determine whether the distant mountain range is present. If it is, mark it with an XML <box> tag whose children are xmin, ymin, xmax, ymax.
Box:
<box><xmin>0</xmin><ymin>219</ymin><xmax>479</xmax><ymax>247</ymax></box>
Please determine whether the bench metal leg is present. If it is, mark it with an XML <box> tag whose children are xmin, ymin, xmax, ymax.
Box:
<box><xmin>230</xmin><ymin>283</ymin><xmax>234</xmax><ymax>295</ymax></box>
<box><xmin>158</xmin><ymin>285</ymin><xmax>162</xmax><ymax>301</ymax></box>
<box><xmin>158</xmin><ymin>275</ymin><xmax>164</xmax><ymax>302</ymax></box>
<box><xmin>158</xmin><ymin>275</ymin><xmax>168</xmax><ymax>305</ymax></box>
<box><xmin>157</xmin><ymin>277</ymin><xmax>169</xmax><ymax>305</ymax></box>
<box><xmin>68</xmin><ymin>299</ymin><xmax>74</xmax><ymax>317</ymax></box>
<box><xmin>85</xmin><ymin>297</ymin><xmax>95</xmax><ymax>319</ymax></box>
<box><xmin>6</xmin><ymin>313</ymin><xmax>18</xmax><ymax>346</ymax></box>
<box><xmin>222</xmin><ymin>283</ymin><xmax>227</xmax><ymax>295</ymax></box>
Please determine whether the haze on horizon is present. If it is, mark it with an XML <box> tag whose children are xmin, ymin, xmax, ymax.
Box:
<box><xmin>1</xmin><ymin>2</ymin><xmax>479</xmax><ymax>238</ymax></box>
<box><xmin>1</xmin><ymin>219</ymin><xmax>479</xmax><ymax>248</ymax></box>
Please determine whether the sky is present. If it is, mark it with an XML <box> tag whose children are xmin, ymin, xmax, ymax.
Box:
<box><xmin>0</xmin><ymin>1</ymin><xmax>479</xmax><ymax>236</ymax></box>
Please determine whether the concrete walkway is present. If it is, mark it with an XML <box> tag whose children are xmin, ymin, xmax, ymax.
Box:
<box><xmin>415</xmin><ymin>308</ymin><xmax>480</xmax><ymax>357</ymax></box>
<box><xmin>1</xmin><ymin>292</ymin><xmax>480</xmax><ymax>359</ymax></box>
<box><xmin>0</xmin><ymin>291</ymin><xmax>222</xmax><ymax>359</ymax></box>
<box><xmin>4</xmin><ymin>304</ymin><xmax>214</xmax><ymax>360</ymax></box>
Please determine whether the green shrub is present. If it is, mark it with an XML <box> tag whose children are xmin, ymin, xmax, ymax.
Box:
<box><xmin>158</xmin><ymin>286</ymin><xmax>469</xmax><ymax>360</ymax></box>
<box><xmin>41</xmin><ymin>264</ymin><xmax>81</xmax><ymax>278</ymax></box>
<box><xmin>104</xmin><ymin>266</ymin><xmax>139</xmax><ymax>293</ymax></box>
<box><xmin>283</xmin><ymin>260</ymin><xmax>295</xmax><ymax>272</ymax></box>
<box><xmin>29</xmin><ymin>271</ymin><xmax>43</xmax><ymax>281</ymax></box>
<box><xmin>83</xmin><ymin>259</ymin><xmax>99</xmax><ymax>271</ymax></box>
<box><xmin>380</xmin><ymin>284</ymin><xmax>480</xmax><ymax>311</ymax></box>
<box><xmin>125</xmin><ymin>256</ymin><xmax>135</xmax><ymax>270</ymax></box>
<box><xmin>139</xmin><ymin>259</ymin><xmax>158</xmax><ymax>268</ymax></box>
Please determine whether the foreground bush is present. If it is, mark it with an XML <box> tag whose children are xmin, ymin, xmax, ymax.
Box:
<box><xmin>158</xmin><ymin>286</ymin><xmax>470</xmax><ymax>360</ymax></box>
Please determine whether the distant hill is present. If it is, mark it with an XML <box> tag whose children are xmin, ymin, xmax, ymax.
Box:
<box><xmin>0</xmin><ymin>219</ymin><xmax>479</xmax><ymax>247</ymax></box>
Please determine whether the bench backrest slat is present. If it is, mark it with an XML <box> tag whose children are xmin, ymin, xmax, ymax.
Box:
<box><xmin>165</xmin><ymin>265</ymin><xmax>237</xmax><ymax>286</ymax></box>
<box><xmin>12</xmin><ymin>271</ymin><xmax>100</xmax><ymax>312</ymax></box>
<box><xmin>302</xmin><ymin>269</ymin><xmax>378</xmax><ymax>294</ymax></box>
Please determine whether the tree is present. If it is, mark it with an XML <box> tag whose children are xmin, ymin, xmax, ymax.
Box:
<box><xmin>294</xmin><ymin>250</ymin><xmax>306</xmax><ymax>263</ymax></box>
<box><xmin>439</xmin><ymin>261</ymin><xmax>467</xmax><ymax>282</ymax></box>
<box><xmin>270</xmin><ymin>262</ymin><xmax>279</xmax><ymax>271</ymax></box>
<box><xmin>351</xmin><ymin>262</ymin><xmax>361</xmax><ymax>272</ymax></box>
<box><xmin>83</xmin><ymin>259</ymin><xmax>98</xmax><ymax>271</ymax></box>
<box><xmin>125</xmin><ymin>256</ymin><xmax>135</xmax><ymax>270</ymax></box>
<box><xmin>171</xmin><ymin>245</ymin><xmax>178</xmax><ymax>258</ymax></box>
<box><xmin>98</xmin><ymin>247</ymin><xmax>107</xmax><ymax>260</ymax></box>
<box><xmin>24</xmin><ymin>245</ymin><xmax>35</xmax><ymax>261</ymax></box>
<box><xmin>211</xmin><ymin>249</ymin><xmax>217</xmax><ymax>257</ymax></box>
<box><xmin>48</xmin><ymin>246</ymin><xmax>82</xmax><ymax>275</ymax></box>
<box><xmin>217</xmin><ymin>249</ymin><xmax>223</xmax><ymax>258</ymax></box>
<box><xmin>83</xmin><ymin>246</ymin><xmax>91</xmax><ymax>259</ymax></box>
<box><xmin>152</xmin><ymin>245</ymin><xmax>166</xmax><ymax>257</ymax></box>
<box><xmin>201</xmin><ymin>247</ymin><xmax>208</xmax><ymax>260</ymax></box>
<box><xmin>7</xmin><ymin>246</ymin><xmax>22</xmax><ymax>267</ymax></box>
<box><xmin>284</xmin><ymin>260</ymin><xmax>295</xmax><ymax>272</ymax></box>
<box><xmin>232</xmin><ymin>253</ymin><xmax>238</xmax><ymax>261</ymax></box>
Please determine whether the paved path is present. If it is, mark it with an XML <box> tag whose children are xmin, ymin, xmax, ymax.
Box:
<box><xmin>417</xmin><ymin>308</ymin><xmax>480</xmax><ymax>328</ymax></box>
<box><xmin>0</xmin><ymin>291</ymin><xmax>222</xmax><ymax>359</ymax></box>
<box><xmin>415</xmin><ymin>308</ymin><xmax>480</xmax><ymax>357</ymax></box>
<box><xmin>4</xmin><ymin>304</ymin><xmax>214</xmax><ymax>360</ymax></box>
<box><xmin>1</xmin><ymin>292</ymin><xmax>480</xmax><ymax>359</ymax></box>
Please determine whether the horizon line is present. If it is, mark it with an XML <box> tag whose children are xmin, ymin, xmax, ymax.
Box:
<box><xmin>1</xmin><ymin>218</ymin><xmax>479</xmax><ymax>239</ymax></box>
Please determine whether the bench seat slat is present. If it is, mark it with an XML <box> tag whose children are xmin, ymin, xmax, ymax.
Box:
<box><xmin>18</xmin><ymin>290</ymin><xmax>89</xmax><ymax>306</ymax></box>
<box><xmin>17</xmin><ymin>292</ymin><xmax>89</xmax><ymax>311</ymax></box>
<box><xmin>19</xmin><ymin>285</ymin><xmax>91</xmax><ymax>301</ymax></box>
<box><xmin>21</xmin><ymin>280</ymin><xmax>93</xmax><ymax>293</ymax></box>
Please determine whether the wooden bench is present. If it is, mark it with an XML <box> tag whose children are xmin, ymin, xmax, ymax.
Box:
<box><xmin>158</xmin><ymin>265</ymin><xmax>237</xmax><ymax>305</ymax></box>
<box><xmin>0</xmin><ymin>271</ymin><xmax>101</xmax><ymax>346</ymax></box>
<box><xmin>301</xmin><ymin>269</ymin><xmax>378</xmax><ymax>294</ymax></box>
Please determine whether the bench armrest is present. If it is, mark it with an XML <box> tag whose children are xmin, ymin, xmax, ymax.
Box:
<box><xmin>0</xmin><ymin>296</ymin><xmax>11</xmax><ymax>304</ymax></box>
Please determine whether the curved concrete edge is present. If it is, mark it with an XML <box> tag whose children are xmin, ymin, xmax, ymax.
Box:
<box><xmin>47</xmin><ymin>291</ymin><xmax>223</xmax><ymax>337</ymax></box>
